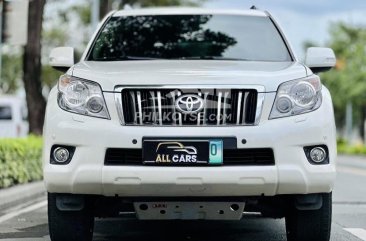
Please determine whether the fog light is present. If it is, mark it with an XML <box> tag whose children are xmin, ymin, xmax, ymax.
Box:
<box><xmin>309</xmin><ymin>147</ymin><xmax>327</xmax><ymax>163</ymax></box>
<box><xmin>53</xmin><ymin>147</ymin><xmax>70</xmax><ymax>163</ymax></box>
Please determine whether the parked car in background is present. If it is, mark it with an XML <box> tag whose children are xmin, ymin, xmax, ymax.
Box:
<box><xmin>0</xmin><ymin>96</ymin><xmax>28</xmax><ymax>138</ymax></box>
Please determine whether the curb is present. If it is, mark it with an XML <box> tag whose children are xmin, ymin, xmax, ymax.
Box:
<box><xmin>0</xmin><ymin>181</ymin><xmax>46</xmax><ymax>212</ymax></box>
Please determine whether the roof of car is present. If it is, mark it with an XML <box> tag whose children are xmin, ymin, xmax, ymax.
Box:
<box><xmin>0</xmin><ymin>96</ymin><xmax>24</xmax><ymax>105</ymax></box>
<box><xmin>112</xmin><ymin>7</ymin><xmax>268</xmax><ymax>17</ymax></box>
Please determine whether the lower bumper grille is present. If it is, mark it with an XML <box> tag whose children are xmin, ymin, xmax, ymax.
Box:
<box><xmin>105</xmin><ymin>148</ymin><xmax>275</xmax><ymax>166</ymax></box>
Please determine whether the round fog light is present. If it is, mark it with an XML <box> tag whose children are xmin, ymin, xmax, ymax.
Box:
<box><xmin>53</xmin><ymin>147</ymin><xmax>70</xmax><ymax>163</ymax></box>
<box><xmin>310</xmin><ymin>147</ymin><xmax>327</xmax><ymax>163</ymax></box>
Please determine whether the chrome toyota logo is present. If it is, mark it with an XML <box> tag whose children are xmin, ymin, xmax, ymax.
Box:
<box><xmin>175</xmin><ymin>94</ymin><xmax>204</xmax><ymax>114</ymax></box>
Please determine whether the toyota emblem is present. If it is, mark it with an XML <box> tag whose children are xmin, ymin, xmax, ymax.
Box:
<box><xmin>175</xmin><ymin>94</ymin><xmax>204</xmax><ymax>114</ymax></box>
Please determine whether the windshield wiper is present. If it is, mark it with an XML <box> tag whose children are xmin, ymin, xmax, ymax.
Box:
<box><xmin>178</xmin><ymin>56</ymin><xmax>249</xmax><ymax>61</ymax></box>
<box><xmin>93</xmin><ymin>56</ymin><xmax>248</xmax><ymax>61</ymax></box>
<box><xmin>93</xmin><ymin>56</ymin><xmax>164</xmax><ymax>61</ymax></box>
<box><xmin>121</xmin><ymin>56</ymin><xmax>164</xmax><ymax>60</ymax></box>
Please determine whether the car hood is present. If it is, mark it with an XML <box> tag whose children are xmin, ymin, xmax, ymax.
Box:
<box><xmin>72</xmin><ymin>60</ymin><xmax>308</xmax><ymax>92</ymax></box>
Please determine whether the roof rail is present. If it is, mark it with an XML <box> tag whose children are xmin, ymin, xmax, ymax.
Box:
<box><xmin>250</xmin><ymin>5</ymin><xmax>257</xmax><ymax>10</ymax></box>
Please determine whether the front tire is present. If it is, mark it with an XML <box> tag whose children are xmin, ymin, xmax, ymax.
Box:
<box><xmin>48</xmin><ymin>193</ymin><xmax>94</xmax><ymax>241</ymax></box>
<box><xmin>286</xmin><ymin>193</ymin><xmax>332</xmax><ymax>241</ymax></box>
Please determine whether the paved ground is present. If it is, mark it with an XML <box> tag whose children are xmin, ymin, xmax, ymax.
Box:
<box><xmin>0</xmin><ymin>155</ymin><xmax>366</xmax><ymax>241</ymax></box>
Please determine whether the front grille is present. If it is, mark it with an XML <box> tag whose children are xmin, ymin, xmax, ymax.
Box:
<box><xmin>105</xmin><ymin>148</ymin><xmax>275</xmax><ymax>166</ymax></box>
<box><xmin>117</xmin><ymin>88</ymin><xmax>260</xmax><ymax>126</ymax></box>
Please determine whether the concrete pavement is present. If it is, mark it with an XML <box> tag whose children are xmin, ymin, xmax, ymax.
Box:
<box><xmin>0</xmin><ymin>182</ymin><xmax>45</xmax><ymax>213</ymax></box>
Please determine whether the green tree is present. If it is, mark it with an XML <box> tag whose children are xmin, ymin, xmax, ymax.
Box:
<box><xmin>320</xmin><ymin>22</ymin><xmax>366</xmax><ymax>139</ymax></box>
<box><xmin>42</xmin><ymin>3</ymin><xmax>95</xmax><ymax>90</ymax></box>
<box><xmin>99</xmin><ymin>0</ymin><xmax>205</xmax><ymax>18</ymax></box>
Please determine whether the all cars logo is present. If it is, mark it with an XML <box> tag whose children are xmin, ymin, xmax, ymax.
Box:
<box><xmin>155</xmin><ymin>142</ymin><xmax>198</xmax><ymax>163</ymax></box>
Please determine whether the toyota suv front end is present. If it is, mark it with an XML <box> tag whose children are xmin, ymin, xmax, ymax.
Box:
<box><xmin>44</xmin><ymin>8</ymin><xmax>337</xmax><ymax>241</ymax></box>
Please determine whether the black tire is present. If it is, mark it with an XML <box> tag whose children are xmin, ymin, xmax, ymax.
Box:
<box><xmin>286</xmin><ymin>193</ymin><xmax>332</xmax><ymax>241</ymax></box>
<box><xmin>48</xmin><ymin>193</ymin><xmax>94</xmax><ymax>241</ymax></box>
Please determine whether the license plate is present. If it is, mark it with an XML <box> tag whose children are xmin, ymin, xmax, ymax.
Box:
<box><xmin>143</xmin><ymin>140</ymin><xmax>223</xmax><ymax>165</ymax></box>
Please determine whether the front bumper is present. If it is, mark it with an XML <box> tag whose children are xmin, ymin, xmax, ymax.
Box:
<box><xmin>43</xmin><ymin>88</ymin><xmax>337</xmax><ymax>197</ymax></box>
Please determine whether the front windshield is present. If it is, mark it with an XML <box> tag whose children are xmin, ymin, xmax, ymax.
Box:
<box><xmin>88</xmin><ymin>14</ymin><xmax>292</xmax><ymax>62</ymax></box>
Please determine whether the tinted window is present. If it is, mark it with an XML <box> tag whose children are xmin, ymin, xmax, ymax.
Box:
<box><xmin>88</xmin><ymin>15</ymin><xmax>291</xmax><ymax>62</ymax></box>
<box><xmin>0</xmin><ymin>106</ymin><xmax>12</xmax><ymax>120</ymax></box>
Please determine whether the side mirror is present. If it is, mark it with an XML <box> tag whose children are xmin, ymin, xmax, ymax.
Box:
<box><xmin>49</xmin><ymin>47</ymin><xmax>75</xmax><ymax>72</ymax></box>
<box><xmin>305</xmin><ymin>47</ymin><xmax>336</xmax><ymax>73</ymax></box>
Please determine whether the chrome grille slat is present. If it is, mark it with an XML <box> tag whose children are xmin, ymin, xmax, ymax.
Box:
<box><xmin>197</xmin><ymin>91</ymin><xmax>202</xmax><ymax>126</ymax></box>
<box><xmin>157</xmin><ymin>91</ymin><xmax>162</xmax><ymax>126</ymax></box>
<box><xmin>222</xmin><ymin>91</ymin><xmax>229</xmax><ymax>125</ymax></box>
<box><xmin>136</xmin><ymin>91</ymin><xmax>143</xmax><ymax>125</ymax></box>
<box><xmin>177</xmin><ymin>91</ymin><xmax>182</xmax><ymax>126</ymax></box>
<box><xmin>242</xmin><ymin>92</ymin><xmax>249</xmax><ymax>125</ymax></box>
<box><xmin>149</xmin><ymin>91</ymin><xmax>157</xmax><ymax>124</ymax></box>
<box><xmin>129</xmin><ymin>91</ymin><xmax>137</xmax><ymax>124</ymax></box>
<box><xmin>217</xmin><ymin>91</ymin><xmax>222</xmax><ymax>126</ymax></box>
<box><xmin>202</xmin><ymin>92</ymin><xmax>209</xmax><ymax>125</ymax></box>
<box><xmin>171</xmin><ymin>90</ymin><xmax>177</xmax><ymax>126</ymax></box>
<box><xmin>119</xmin><ymin>87</ymin><xmax>262</xmax><ymax>126</ymax></box>
<box><xmin>236</xmin><ymin>91</ymin><xmax>243</xmax><ymax>125</ymax></box>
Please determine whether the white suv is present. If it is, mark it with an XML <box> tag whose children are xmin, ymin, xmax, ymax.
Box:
<box><xmin>44</xmin><ymin>7</ymin><xmax>337</xmax><ymax>241</ymax></box>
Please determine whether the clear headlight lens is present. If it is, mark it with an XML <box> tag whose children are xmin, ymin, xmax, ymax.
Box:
<box><xmin>63</xmin><ymin>81</ymin><xmax>89</xmax><ymax>107</ymax></box>
<box><xmin>270</xmin><ymin>75</ymin><xmax>322</xmax><ymax>119</ymax></box>
<box><xmin>58</xmin><ymin>75</ymin><xmax>110</xmax><ymax>119</ymax></box>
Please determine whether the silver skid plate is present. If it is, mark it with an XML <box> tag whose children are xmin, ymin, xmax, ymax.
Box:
<box><xmin>134</xmin><ymin>202</ymin><xmax>245</xmax><ymax>220</ymax></box>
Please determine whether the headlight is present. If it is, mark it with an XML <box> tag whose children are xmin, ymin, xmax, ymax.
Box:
<box><xmin>58</xmin><ymin>75</ymin><xmax>110</xmax><ymax>119</ymax></box>
<box><xmin>269</xmin><ymin>75</ymin><xmax>322</xmax><ymax>119</ymax></box>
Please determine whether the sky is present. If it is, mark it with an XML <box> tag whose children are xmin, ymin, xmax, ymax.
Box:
<box><xmin>203</xmin><ymin>0</ymin><xmax>366</xmax><ymax>59</ymax></box>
